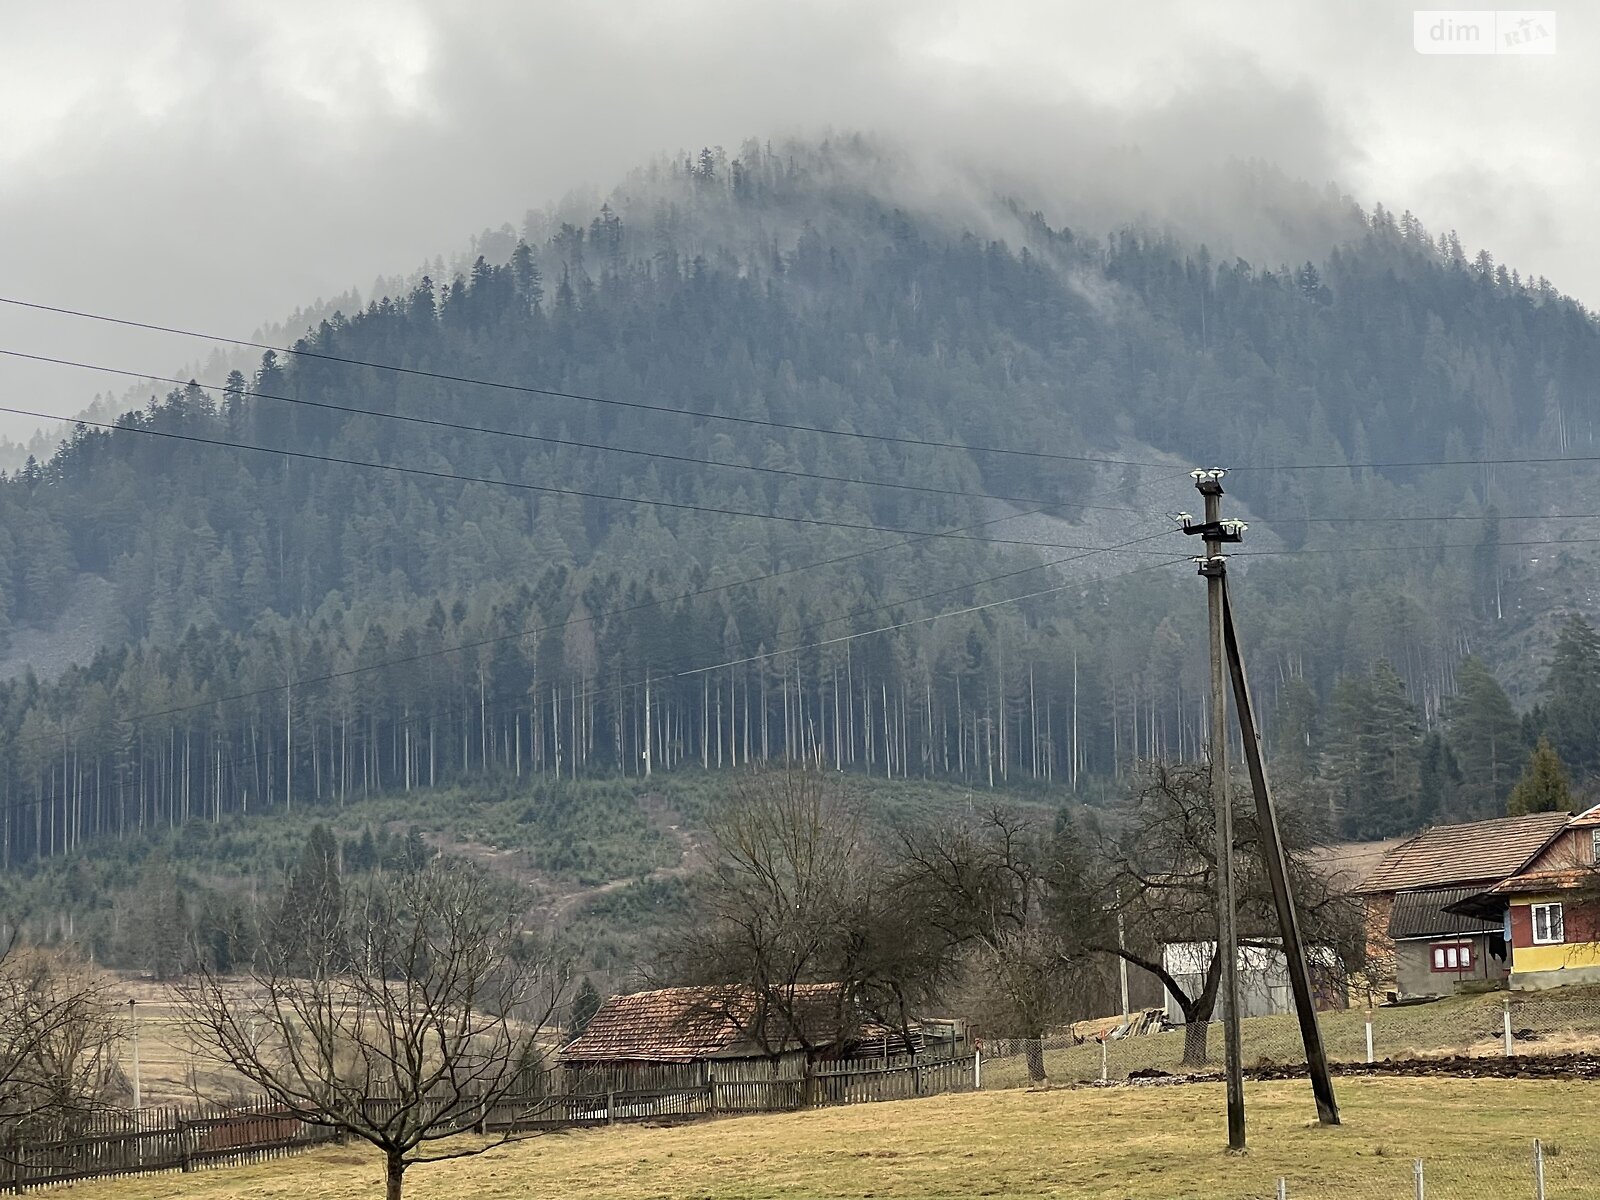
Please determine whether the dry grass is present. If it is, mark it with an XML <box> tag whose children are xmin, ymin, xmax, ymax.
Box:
<box><xmin>64</xmin><ymin>1075</ymin><xmax>1598</xmax><ymax>1199</ymax></box>
<box><xmin>123</xmin><ymin>985</ymin><xmax>253</xmax><ymax>1107</ymax></box>
<box><xmin>983</xmin><ymin>986</ymin><xmax>1600</xmax><ymax>1089</ymax></box>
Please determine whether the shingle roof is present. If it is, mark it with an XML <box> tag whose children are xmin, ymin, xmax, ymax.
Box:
<box><xmin>1358</xmin><ymin>812</ymin><xmax>1572</xmax><ymax>894</ymax></box>
<box><xmin>561</xmin><ymin>983</ymin><xmax>853</xmax><ymax>1063</ymax></box>
<box><xmin>1387</xmin><ymin>887</ymin><xmax>1504</xmax><ymax>939</ymax></box>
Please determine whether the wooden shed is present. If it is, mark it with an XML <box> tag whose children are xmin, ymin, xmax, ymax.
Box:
<box><xmin>560</xmin><ymin>983</ymin><xmax>929</xmax><ymax>1092</ymax></box>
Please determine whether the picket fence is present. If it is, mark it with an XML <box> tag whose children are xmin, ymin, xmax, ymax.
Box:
<box><xmin>0</xmin><ymin>1053</ymin><xmax>980</xmax><ymax>1192</ymax></box>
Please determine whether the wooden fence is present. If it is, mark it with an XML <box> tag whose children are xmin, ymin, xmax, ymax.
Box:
<box><xmin>0</xmin><ymin>1101</ymin><xmax>341</xmax><ymax>1193</ymax></box>
<box><xmin>0</xmin><ymin>1053</ymin><xmax>980</xmax><ymax>1193</ymax></box>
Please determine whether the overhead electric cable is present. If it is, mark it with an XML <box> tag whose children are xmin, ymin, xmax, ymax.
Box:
<box><xmin>0</xmin><ymin>347</ymin><xmax>1155</xmax><ymax>516</ymax></box>
<box><xmin>0</xmin><ymin>547</ymin><xmax>1190</xmax><ymax>814</ymax></box>
<box><xmin>0</xmin><ymin>468</ymin><xmax>1191</xmax><ymax>748</ymax></box>
<box><xmin>0</xmin><ymin>295</ymin><xmax>1169</xmax><ymax>468</ymax></box>
<box><xmin>0</xmin><ymin>402</ymin><xmax>1171</xmax><ymax>554</ymax></box>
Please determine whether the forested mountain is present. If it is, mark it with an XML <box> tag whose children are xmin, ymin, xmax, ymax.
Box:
<box><xmin>5</xmin><ymin>135</ymin><xmax>1600</xmax><ymax>883</ymax></box>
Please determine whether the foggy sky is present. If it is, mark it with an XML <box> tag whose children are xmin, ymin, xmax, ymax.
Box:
<box><xmin>1</xmin><ymin>0</ymin><xmax>1593</xmax><ymax>442</ymax></box>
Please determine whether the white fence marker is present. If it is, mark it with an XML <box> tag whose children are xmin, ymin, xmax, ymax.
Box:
<box><xmin>1533</xmin><ymin>1138</ymin><xmax>1546</xmax><ymax>1200</ymax></box>
<box><xmin>1276</xmin><ymin>1177</ymin><xmax>1287</xmax><ymax>1200</ymax></box>
<box><xmin>1100</xmin><ymin>1039</ymin><xmax>1108</xmax><ymax>1083</ymax></box>
<box><xmin>1503</xmin><ymin>997</ymin><xmax>1514</xmax><ymax>1058</ymax></box>
<box><xmin>1414</xmin><ymin>1157</ymin><xmax>1425</xmax><ymax>1200</ymax></box>
<box><xmin>974</xmin><ymin>1048</ymin><xmax>982</xmax><ymax>1090</ymax></box>
<box><xmin>1365</xmin><ymin>1010</ymin><xmax>1375</xmax><ymax>1064</ymax></box>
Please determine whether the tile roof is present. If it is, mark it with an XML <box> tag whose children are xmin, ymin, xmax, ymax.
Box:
<box><xmin>1358</xmin><ymin>812</ymin><xmax>1572</xmax><ymax>894</ymax></box>
<box><xmin>561</xmin><ymin>983</ymin><xmax>854</xmax><ymax>1063</ymax></box>
<box><xmin>1386</xmin><ymin>887</ymin><xmax>1504</xmax><ymax>939</ymax></box>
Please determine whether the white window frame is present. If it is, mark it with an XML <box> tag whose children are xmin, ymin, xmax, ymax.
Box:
<box><xmin>1531</xmin><ymin>902</ymin><xmax>1565</xmax><ymax>946</ymax></box>
<box><xmin>1591</xmin><ymin>827</ymin><xmax>1600</xmax><ymax>864</ymax></box>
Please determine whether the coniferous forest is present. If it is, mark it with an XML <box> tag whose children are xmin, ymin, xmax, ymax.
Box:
<box><xmin>6</xmin><ymin>136</ymin><xmax>1600</xmax><ymax>935</ymax></box>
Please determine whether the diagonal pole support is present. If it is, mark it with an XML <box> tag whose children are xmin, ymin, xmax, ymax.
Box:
<box><xmin>1221</xmin><ymin>574</ymin><xmax>1339</xmax><ymax>1126</ymax></box>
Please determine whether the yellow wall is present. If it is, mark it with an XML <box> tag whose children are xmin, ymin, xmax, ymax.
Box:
<box><xmin>1513</xmin><ymin>893</ymin><xmax>1600</xmax><ymax>973</ymax></box>
<box><xmin>1514</xmin><ymin>942</ymin><xmax>1600</xmax><ymax>973</ymax></box>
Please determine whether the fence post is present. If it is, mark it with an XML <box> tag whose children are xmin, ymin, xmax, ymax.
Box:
<box><xmin>1503</xmin><ymin>997</ymin><xmax>1514</xmax><ymax>1058</ymax></box>
<box><xmin>1365</xmin><ymin>1009</ymin><xmax>1375</xmax><ymax>1064</ymax></box>
<box><xmin>1413</xmin><ymin>1157</ymin><xmax>1424</xmax><ymax>1200</ymax></box>
<box><xmin>605</xmin><ymin>1090</ymin><xmax>615</xmax><ymax>1126</ymax></box>
<box><xmin>974</xmin><ymin>1049</ymin><xmax>982</xmax><ymax>1090</ymax></box>
<box><xmin>178</xmin><ymin>1120</ymin><xmax>194</xmax><ymax>1173</ymax></box>
<box><xmin>1100</xmin><ymin>1038</ymin><xmax>1109</xmax><ymax>1083</ymax></box>
<box><xmin>1276</xmin><ymin>1178</ymin><xmax>1287</xmax><ymax>1200</ymax></box>
<box><xmin>1533</xmin><ymin>1139</ymin><xmax>1545</xmax><ymax>1200</ymax></box>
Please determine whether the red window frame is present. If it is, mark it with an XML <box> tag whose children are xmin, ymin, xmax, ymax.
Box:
<box><xmin>1430</xmin><ymin>942</ymin><xmax>1474</xmax><ymax>972</ymax></box>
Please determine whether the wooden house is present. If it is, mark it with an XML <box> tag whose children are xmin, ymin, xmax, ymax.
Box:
<box><xmin>1356</xmin><ymin>811</ymin><xmax>1571</xmax><ymax>1001</ymax></box>
<box><xmin>1448</xmin><ymin>805</ymin><xmax>1600</xmax><ymax>991</ymax></box>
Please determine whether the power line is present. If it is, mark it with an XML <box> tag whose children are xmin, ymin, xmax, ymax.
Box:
<box><xmin>0</xmin><ymin>402</ymin><xmax>1169</xmax><ymax>554</ymax></box>
<box><xmin>0</xmin><ymin>295</ymin><xmax>1171</xmax><ymax>469</ymax></box>
<box><xmin>0</xmin><ymin>549</ymin><xmax>1190</xmax><ymax>822</ymax></box>
<box><xmin>1259</xmin><ymin>512</ymin><xmax>1600</xmax><ymax>523</ymax></box>
<box><xmin>0</xmin><ymin>347</ymin><xmax>1156</xmax><ymax>517</ymax></box>
<box><xmin>0</xmin><ymin>474</ymin><xmax>1190</xmax><ymax>747</ymax></box>
<box><xmin>677</xmin><ymin>555</ymin><xmax>1188</xmax><ymax>679</ymax></box>
<box><xmin>1234</xmin><ymin>535</ymin><xmax>1600</xmax><ymax>556</ymax></box>
<box><xmin>1232</xmin><ymin>452</ymin><xmax>1600</xmax><ymax>472</ymax></box>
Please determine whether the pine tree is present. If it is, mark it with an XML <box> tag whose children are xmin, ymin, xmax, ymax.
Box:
<box><xmin>1542</xmin><ymin>615</ymin><xmax>1600</xmax><ymax>776</ymax></box>
<box><xmin>1448</xmin><ymin>657</ymin><xmax>1523</xmax><ymax>816</ymax></box>
<box><xmin>1507</xmin><ymin>737</ymin><xmax>1572</xmax><ymax>816</ymax></box>
<box><xmin>1271</xmin><ymin>677</ymin><xmax>1321</xmax><ymax>784</ymax></box>
<box><xmin>1322</xmin><ymin>661</ymin><xmax>1423</xmax><ymax>838</ymax></box>
<box><xmin>278</xmin><ymin>824</ymin><xmax>342</xmax><ymax>947</ymax></box>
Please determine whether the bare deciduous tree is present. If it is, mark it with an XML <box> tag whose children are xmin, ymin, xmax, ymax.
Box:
<box><xmin>0</xmin><ymin>941</ymin><xmax>125</xmax><ymax>1147</ymax></box>
<box><xmin>897</xmin><ymin>806</ymin><xmax>1082</xmax><ymax>1082</ymax></box>
<box><xmin>176</xmin><ymin>861</ymin><xmax>568</xmax><ymax>1200</ymax></box>
<box><xmin>666</xmin><ymin>767</ymin><xmax>946</xmax><ymax>1062</ymax></box>
<box><xmin>1056</xmin><ymin>760</ymin><xmax>1363</xmax><ymax>1066</ymax></box>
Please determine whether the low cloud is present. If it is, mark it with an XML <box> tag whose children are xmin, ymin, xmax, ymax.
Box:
<box><xmin>1</xmin><ymin>0</ymin><xmax>1593</xmax><ymax>439</ymax></box>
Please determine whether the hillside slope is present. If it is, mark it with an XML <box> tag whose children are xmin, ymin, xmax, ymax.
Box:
<box><xmin>3</xmin><ymin>135</ymin><xmax>1600</xmax><ymax>873</ymax></box>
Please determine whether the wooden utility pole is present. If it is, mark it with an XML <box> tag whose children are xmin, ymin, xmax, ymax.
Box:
<box><xmin>1182</xmin><ymin>466</ymin><xmax>1340</xmax><ymax>1142</ymax></box>
<box><xmin>1188</xmin><ymin>467</ymin><xmax>1246</xmax><ymax>1150</ymax></box>
<box><xmin>1222</xmin><ymin>576</ymin><xmax>1340</xmax><ymax>1126</ymax></box>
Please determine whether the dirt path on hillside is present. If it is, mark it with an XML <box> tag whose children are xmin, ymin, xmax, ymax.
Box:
<box><xmin>418</xmin><ymin>791</ymin><xmax>705</xmax><ymax>926</ymax></box>
<box><xmin>545</xmin><ymin>791</ymin><xmax>705</xmax><ymax>924</ymax></box>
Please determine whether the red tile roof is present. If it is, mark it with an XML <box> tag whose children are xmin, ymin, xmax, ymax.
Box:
<box><xmin>561</xmin><ymin>983</ymin><xmax>855</xmax><ymax>1063</ymax></box>
<box><xmin>1358</xmin><ymin>811</ymin><xmax>1572</xmax><ymax>894</ymax></box>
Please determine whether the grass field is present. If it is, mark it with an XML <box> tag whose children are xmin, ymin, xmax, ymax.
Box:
<box><xmin>981</xmin><ymin>986</ymin><xmax>1600</xmax><ymax>1089</ymax></box>
<box><xmin>68</xmin><ymin>1076</ymin><xmax>1598</xmax><ymax>1200</ymax></box>
<box><xmin>125</xmin><ymin>981</ymin><xmax>1600</xmax><ymax>1107</ymax></box>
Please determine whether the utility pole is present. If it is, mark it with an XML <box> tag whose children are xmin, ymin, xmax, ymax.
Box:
<box><xmin>1182</xmin><ymin>467</ymin><xmax>1341</xmax><ymax>1139</ymax></box>
<box><xmin>1222</xmin><ymin>576</ymin><xmax>1341</xmax><ymax>1125</ymax></box>
<box><xmin>128</xmin><ymin>998</ymin><xmax>142</xmax><ymax>1112</ymax></box>
<box><xmin>1184</xmin><ymin>467</ymin><xmax>1245</xmax><ymax>1150</ymax></box>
